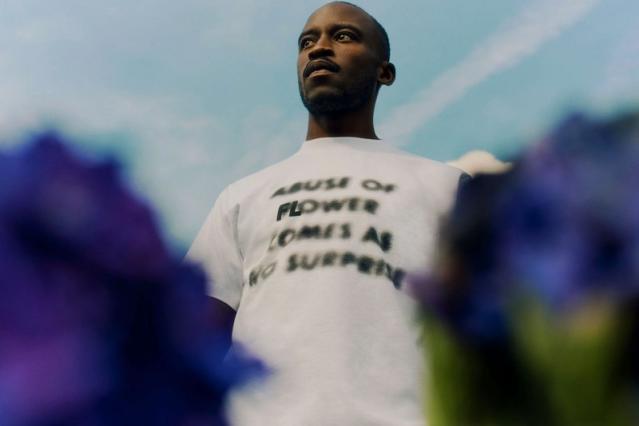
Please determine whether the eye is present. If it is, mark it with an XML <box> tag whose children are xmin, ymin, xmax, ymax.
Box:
<box><xmin>299</xmin><ymin>38</ymin><xmax>314</xmax><ymax>50</ymax></box>
<box><xmin>335</xmin><ymin>32</ymin><xmax>355</xmax><ymax>42</ymax></box>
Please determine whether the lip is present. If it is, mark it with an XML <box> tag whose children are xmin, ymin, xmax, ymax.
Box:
<box><xmin>303</xmin><ymin>59</ymin><xmax>339</xmax><ymax>79</ymax></box>
<box><xmin>308</xmin><ymin>68</ymin><xmax>335</xmax><ymax>78</ymax></box>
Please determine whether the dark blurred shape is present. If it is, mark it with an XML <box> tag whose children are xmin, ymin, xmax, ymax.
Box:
<box><xmin>0</xmin><ymin>132</ymin><xmax>261</xmax><ymax>426</ymax></box>
<box><xmin>417</xmin><ymin>112</ymin><xmax>639</xmax><ymax>426</ymax></box>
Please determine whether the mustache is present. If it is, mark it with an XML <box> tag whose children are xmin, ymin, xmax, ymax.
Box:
<box><xmin>303</xmin><ymin>59</ymin><xmax>340</xmax><ymax>78</ymax></box>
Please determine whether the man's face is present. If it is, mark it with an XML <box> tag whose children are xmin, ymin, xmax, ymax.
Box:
<box><xmin>297</xmin><ymin>3</ymin><xmax>382</xmax><ymax>115</ymax></box>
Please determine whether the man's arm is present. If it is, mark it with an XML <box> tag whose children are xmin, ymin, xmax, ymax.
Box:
<box><xmin>187</xmin><ymin>188</ymin><xmax>243</xmax><ymax>361</ymax></box>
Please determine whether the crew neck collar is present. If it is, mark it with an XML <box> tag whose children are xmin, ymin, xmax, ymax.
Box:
<box><xmin>298</xmin><ymin>137</ymin><xmax>396</xmax><ymax>153</ymax></box>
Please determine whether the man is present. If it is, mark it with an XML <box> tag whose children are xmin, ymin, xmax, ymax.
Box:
<box><xmin>187</xmin><ymin>2</ymin><xmax>466</xmax><ymax>425</ymax></box>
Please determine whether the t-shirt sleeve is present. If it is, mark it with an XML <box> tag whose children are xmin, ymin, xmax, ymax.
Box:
<box><xmin>435</xmin><ymin>166</ymin><xmax>470</xmax><ymax>215</ymax></box>
<box><xmin>185</xmin><ymin>188</ymin><xmax>244</xmax><ymax>310</ymax></box>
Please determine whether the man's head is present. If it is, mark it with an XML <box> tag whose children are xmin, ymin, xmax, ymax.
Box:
<box><xmin>297</xmin><ymin>2</ymin><xmax>395</xmax><ymax>116</ymax></box>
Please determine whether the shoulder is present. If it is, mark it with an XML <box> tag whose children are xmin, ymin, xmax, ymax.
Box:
<box><xmin>379</xmin><ymin>146</ymin><xmax>467</xmax><ymax>182</ymax></box>
<box><xmin>219</xmin><ymin>153</ymin><xmax>302</xmax><ymax>207</ymax></box>
<box><xmin>380</xmin><ymin>148</ymin><xmax>468</xmax><ymax>211</ymax></box>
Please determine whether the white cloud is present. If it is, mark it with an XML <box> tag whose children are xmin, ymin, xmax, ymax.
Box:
<box><xmin>201</xmin><ymin>0</ymin><xmax>264</xmax><ymax>47</ymax></box>
<box><xmin>226</xmin><ymin>107</ymin><xmax>305</xmax><ymax>180</ymax></box>
<box><xmin>12</xmin><ymin>15</ymin><xmax>81</xmax><ymax>44</ymax></box>
<box><xmin>599</xmin><ymin>24</ymin><xmax>639</xmax><ymax>99</ymax></box>
<box><xmin>0</xmin><ymin>0</ymin><xmax>307</xmax><ymax>246</ymax></box>
<box><xmin>0</xmin><ymin>89</ymin><xmax>224</xmax><ymax>232</ymax></box>
<box><xmin>380</xmin><ymin>0</ymin><xmax>600</xmax><ymax>145</ymax></box>
<box><xmin>0</xmin><ymin>86</ymin><xmax>307</xmax><ymax>246</ymax></box>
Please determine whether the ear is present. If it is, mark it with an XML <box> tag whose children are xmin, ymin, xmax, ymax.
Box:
<box><xmin>377</xmin><ymin>61</ymin><xmax>396</xmax><ymax>87</ymax></box>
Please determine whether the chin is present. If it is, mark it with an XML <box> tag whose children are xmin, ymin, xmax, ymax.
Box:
<box><xmin>301</xmin><ymin>88</ymin><xmax>367</xmax><ymax>115</ymax></box>
<box><xmin>304</xmin><ymin>97</ymin><xmax>349</xmax><ymax>115</ymax></box>
<box><xmin>305</xmin><ymin>83</ymin><xmax>342</xmax><ymax>98</ymax></box>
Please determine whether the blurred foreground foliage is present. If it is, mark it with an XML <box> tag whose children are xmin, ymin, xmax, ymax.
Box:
<box><xmin>0</xmin><ymin>133</ymin><xmax>262</xmax><ymax>426</ymax></box>
<box><xmin>418</xmin><ymin>112</ymin><xmax>639</xmax><ymax>426</ymax></box>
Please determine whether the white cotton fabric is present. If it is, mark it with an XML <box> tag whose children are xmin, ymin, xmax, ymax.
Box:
<box><xmin>187</xmin><ymin>137</ymin><xmax>465</xmax><ymax>426</ymax></box>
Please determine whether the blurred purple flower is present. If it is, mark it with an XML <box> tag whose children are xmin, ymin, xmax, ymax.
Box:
<box><xmin>0</xmin><ymin>132</ymin><xmax>262</xmax><ymax>426</ymax></box>
<box><xmin>418</xmin><ymin>112</ymin><xmax>639</xmax><ymax>344</ymax></box>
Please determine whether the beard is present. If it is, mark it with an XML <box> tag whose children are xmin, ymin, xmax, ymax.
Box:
<box><xmin>298</xmin><ymin>73</ymin><xmax>377</xmax><ymax>116</ymax></box>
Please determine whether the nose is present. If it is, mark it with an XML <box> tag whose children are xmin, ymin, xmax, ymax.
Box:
<box><xmin>308</xmin><ymin>34</ymin><xmax>334</xmax><ymax>60</ymax></box>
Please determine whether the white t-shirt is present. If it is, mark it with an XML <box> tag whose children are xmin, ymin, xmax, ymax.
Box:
<box><xmin>187</xmin><ymin>137</ymin><xmax>465</xmax><ymax>426</ymax></box>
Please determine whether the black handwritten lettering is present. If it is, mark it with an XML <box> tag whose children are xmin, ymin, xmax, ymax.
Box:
<box><xmin>361</xmin><ymin>179</ymin><xmax>396</xmax><ymax>193</ymax></box>
<box><xmin>341</xmin><ymin>252</ymin><xmax>357</xmax><ymax>266</ymax></box>
<box><xmin>277</xmin><ymin>201</ymin><xmax>303</xmax><ymax>221</ymax></box>
<box><xmin>271</xmin><ymin>187</ymin><xmax>287</xmax><ymax>197</ymax></box>
<box><xmin>324</xmin><ymin>177</ymin><xmax>350</xmax><ymax>191</ymax></box>
<box><xmin>249</xmin><ymin>269</ymin><xmax>259</xmax><ymax>286</ymax></box>
<box><xmin>299</xmin><ymin>225</ymin><xmax>321</xmax><ymax>239</ymax></box>
<box><xmin>322</xmin><ymin>251</ymin><xmax>338</xmax><ymax>266</ymax></box>
<box><xmin>301</xmin><ymin>254</ymin><xmax>320</xmax><ymax>270</ymax></box>
<box><xmin>362</xmin><ymin>227</ymin><xmax>393</xmax><ymax>252</ymax></box>
<box><xmin>278</xmin><ymin>229</ymin><xmax>296</xmax><ymax>248</ymax></box>
<box><xmin>288</xmin><ymin>182</ymin><xmax>303</xmax><ymax>194</ymax></box>
<box><xmin>363</xmin><ymin>199</ymin><xmax>379</xmax><ymax>214</ymax></box>
<box><xmin>304</xmin><ymin>180</ymin><xmax>322</xmax><ymax>191</ymax></box>
<box><xmin>392</xmin><ymin>270</ymin><xmax>406</xmax><ymax>289</ymax></box>
<box><xmin>374</xmin><ymin>259</ymin><xmax>386</xmax><ymax>275</ymax></box>
<box><xmin>263</xmin><ymin>263</ymin><xmax>276</xmax><ymax>279</ymax></box>
<box><xmin>268</xmin><ymin>232</ymin><xmax>278</xmax><ymax>251</ymax></box>
<box><xmin>358</xmin><ymin>255</ymin><xmax>374</xmax><ymax>273</ymax></box>
<box><xmin>340</xmin><ymin>223</ymin><xmax>351</xmax><ymax>239</ymax></box>
<box><xmin>269</xmin><ymin>223</ymin><xmax>353</xmax><ymax>251</ymax></box>
<box><xmin>291</xmin><ymin>201</ymin><xmax>303</xmax><ymax>216</ymax></box>
<box><xmin>323</xmin><ymin>224</ymin><xmax>335</xmax><ymax>238</ymax></box>
<box><xmin>249</xmin><ymin>261</ymin><xmax>277</xmax><ymax>286</ymax></box>
<box><xmin>271</xmin><ymin>177</ymin><xmax>351</xmax><ymax>198</ymax></box>
<box><xmin>322</xmin><ymin>199</ymin><xmax>347</xmax><ymax>212</ymax></box>
<box><xmin>285</xmin><ymin>250</ymin><xmax>406</xmax><ymax>289</ymax></box>
<box><xmin>287</xmin><ymin>254</ymin><xmax>299</xmax><ymax>272</ymax></box>
<box><xmin>276</xmin><ymin>203</ymin><xmax>289</xmax><ymax>221</ymax></box>
<box><xmin>386</xmin><ymin>264</ymin><xmax>406</xmax><ymax>289</ymax></box>
<box><xmin>278</xmin><ymin>198</ymin><xmax>379</xmax><ymax>219</ymax></box>
<box><xmin>300</xmin><ymin>199</ymin><xmax>319</xmax><ymax>213</ymax></box>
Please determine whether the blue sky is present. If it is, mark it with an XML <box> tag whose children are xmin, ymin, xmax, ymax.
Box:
<box><xmin>1</xmin><ymin>0</ymin><xmax>637</xmax><ymax>251</ymax></box>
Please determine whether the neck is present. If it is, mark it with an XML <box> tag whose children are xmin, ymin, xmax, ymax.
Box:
<box><xmin>305</xmin><ymin>103</ymin><xmax>378</xmax><ymax>140</ymax></box>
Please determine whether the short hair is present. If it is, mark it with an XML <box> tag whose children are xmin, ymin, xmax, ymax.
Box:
<box><xmin>332</xmin><ymin>1</ymin><xmax>391</xmax><ymax>62</ymax></box>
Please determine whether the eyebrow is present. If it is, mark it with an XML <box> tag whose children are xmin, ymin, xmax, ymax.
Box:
<box><xmin>297</xmin><ymin>23</ymin><xmax>363</xmax><ymax>46</ymax></box>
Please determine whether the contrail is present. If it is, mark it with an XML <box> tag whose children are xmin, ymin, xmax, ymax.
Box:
<box><xmin>380</xmin><ymin>0</ymin><xmax>601</xmax><ymax>145</ymax></box>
